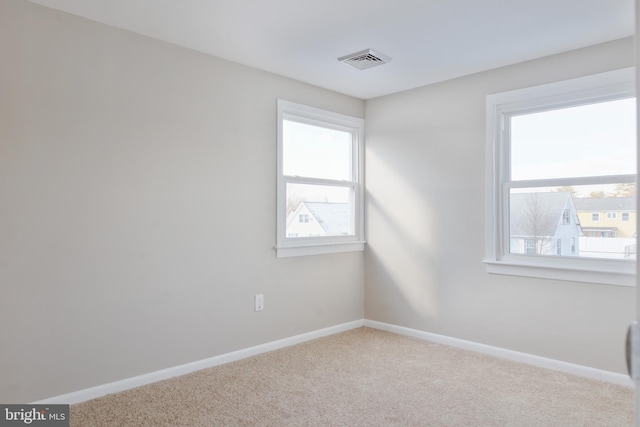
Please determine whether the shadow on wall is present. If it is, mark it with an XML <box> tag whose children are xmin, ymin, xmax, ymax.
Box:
<box><xmin>365</xmin><ymin>148</ymin><xmax>441</xmax><ymax>327</ymax></box>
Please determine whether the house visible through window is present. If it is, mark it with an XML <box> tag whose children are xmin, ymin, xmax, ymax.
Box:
<box><xmin>485</xmin><ymin>68</ymin><xmax>636</xmax><ymax>285</ymax></box>
<box><xmin>276</xmin><ymin>100</ymin><xmax>364</xmax><ymax>258</ymax></box>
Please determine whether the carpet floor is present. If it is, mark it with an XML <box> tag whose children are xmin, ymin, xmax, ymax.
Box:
<box><xmin>70</xmin><ymin>327</ymin><xmax>633</xmax><ymax>426</ymax></box>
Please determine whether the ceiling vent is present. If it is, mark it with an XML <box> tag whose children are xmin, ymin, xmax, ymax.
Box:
<box><xmin>338</xmin><ymin>49</ymin><xmax>391</xmax><ymax>70</ymax></box>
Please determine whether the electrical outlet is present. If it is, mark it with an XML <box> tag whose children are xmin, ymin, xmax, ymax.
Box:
<box><xmin>255</xmin><ymin>294</ymin><xmax>264</xmax><ymax>311</ymax></box>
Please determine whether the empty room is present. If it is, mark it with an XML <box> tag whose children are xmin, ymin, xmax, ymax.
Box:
<box><xmin>1</xmin><ymin>0</ymin><xmax>638</xmax><ymax>425</ymax></box>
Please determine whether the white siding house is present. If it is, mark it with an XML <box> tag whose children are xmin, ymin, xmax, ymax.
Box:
<box><xmin>509</xmin><ymin>192</ymin><xmax>583</xmax><ymax>256</ymax></box>
<box><xmin>286</xmin><ymin>202</ymin><xmax>350</xmax><ymax>238</ymax></box>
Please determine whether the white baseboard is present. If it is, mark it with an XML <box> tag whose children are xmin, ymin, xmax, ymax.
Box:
<box><xmin>364</xmin><ymin>319</ymin><xmax>633</xmax><ymax>388</ymax></box>
<box><xmin>34</xmin><ymin>319</ymin><xmax>364</xmax><ymax>405</ymax></box>
<box><xmin>34</xmin><ymin>317</ymin><xmax>631</xmax><ymax>404</ymax></box>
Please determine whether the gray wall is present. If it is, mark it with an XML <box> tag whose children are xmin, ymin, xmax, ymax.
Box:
<box><xmin>364</xmin><ymin>37</ymin><xmax>635</xmax><ymax>374</ymax></box>
<box><xmin>0</xmin><ymin>0</ymin><xmax>364</xmax><ymax>403</ymax></box>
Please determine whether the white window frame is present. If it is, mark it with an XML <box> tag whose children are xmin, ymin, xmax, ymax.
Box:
<box><xmin>484</xmin><ymin>68</ymin><xmax>636</xmax><ymax>286</ymax></box>
<box><xmin>622</xmin><ymin>212</ymin><xmax>631</xmax><ymax>222</ymax></box>
<box><xmin>276</xmin><ymin>99</ymin><xmax>365</xmax><ymax>258</ymax></box>
<box><xmin>592</xmin><ymin>213</ymin><xmax>601</xmax><ymax>222</ymax></box>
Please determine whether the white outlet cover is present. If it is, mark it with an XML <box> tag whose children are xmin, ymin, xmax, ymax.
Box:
<box><xmin>255</xmin><ymin>294</ymin><xmax>264</xmax><ymax>311</ymax></box>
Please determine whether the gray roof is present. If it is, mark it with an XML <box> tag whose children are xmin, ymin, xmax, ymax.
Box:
<box><xmin>573</xmin><ymin>197</ymin><xmax>635</xmax><ymax>212</ymax></box>
<box><xmin>303</xmin><ymin>202</ymin><xmax>349</xmax><ymax>235</ymax></box>
<box><xmin>509</xmin><ymin>192</ymin><xmax>571</xmax><ymax>237</ymax></box>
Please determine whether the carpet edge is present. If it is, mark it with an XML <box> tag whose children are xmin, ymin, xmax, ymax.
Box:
<box><xmin>33</xmin><ymin>320</ymin><xmax>365</xmax><ymax>405</ymax></box>
<box><xmin>363</xmin><ymin>319</ymin><xmax>633</xmax><ymax>388</ymax></box>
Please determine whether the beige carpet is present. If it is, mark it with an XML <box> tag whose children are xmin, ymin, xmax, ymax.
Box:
<box><xmin>70</xmin><ymin>327</ymin><xmax>633</xmax><ymax>426</ymax></box>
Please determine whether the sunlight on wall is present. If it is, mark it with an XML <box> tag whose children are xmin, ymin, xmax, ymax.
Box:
<box><xmin>366</xmin><ymin>148</ymin><xmax>439</xmax><ymax>321</ymax></box>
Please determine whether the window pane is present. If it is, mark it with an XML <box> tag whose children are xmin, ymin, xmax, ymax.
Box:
<box><xmin>509</xmin><ymin>184</ymin><xmax>636</xmax><ymax>259</ymax></box>
<box><xmin>286</xmin><ymin>183</ymin><xmax>352</xmax><ymax>238</ymax></box>
<box><xmin>283</xmin><ymin>120</ymin><xmax>352</xmax><ymax>180</ymax></box>
<box><xmin>510</xmin><ymin>98</ymin><xmax>636</xmax><ymax>181</ymax></box>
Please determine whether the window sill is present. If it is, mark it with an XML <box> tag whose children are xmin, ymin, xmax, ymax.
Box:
<box><xmin>276</xmin><ymin>241</ymin><xmax>365</xmax><ymax>258</ymax></box>
<box><xmin>483</xmin><ymin>256</ymin><xmax>635</xmax><ymax>286</ymax></box>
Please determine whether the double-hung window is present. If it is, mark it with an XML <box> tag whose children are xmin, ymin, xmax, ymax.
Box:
<box><xmin>485</xmin><ymin>68</ymin><xmax>636</xmax><ymax>285</ymax></box>
<box><xmin>276</xmin><ymin>100</ymin><xmax>364</xmax><ymax>258</ymax></box>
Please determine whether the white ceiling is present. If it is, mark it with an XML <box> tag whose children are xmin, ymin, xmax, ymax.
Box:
<box><xmin>26</xmin><ymin>0</ymin><xmax>634</xmax><ymax>99</ymax></box>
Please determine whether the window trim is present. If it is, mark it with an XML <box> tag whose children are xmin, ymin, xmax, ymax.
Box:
<box><xmin>276</xmin><ymin>99</ymin><xmax>365</xmax><ymax>258</ymax></box>
<box><xmin>484</xmin><ymin>68</ymin><xmax>636</xmax><ymax>286</ymax></box>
